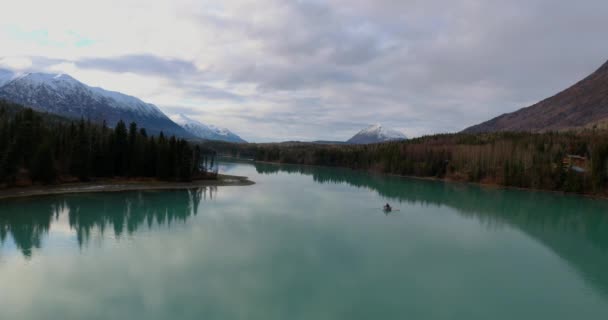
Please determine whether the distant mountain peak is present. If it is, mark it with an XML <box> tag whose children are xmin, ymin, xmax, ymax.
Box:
<box><xmin>0</xmin><ymin>69</ymin><xmax>241</xmax><ymax>142</ymax></box>
<box><xmin>0</xmin><ymin>70</ymin><xmax>192</xmax><ymax>137</ymax></box>
<box><xmin>347</xmin><ymin>124</ymin><xmax>407</xmax><ymax>144</ymax></box>
<box><xmin>170</xmin><ymin>113</ymin><xmax>246</xmax><ymax>143</ymax></box>
<box><xmin>10</xmin><ymin>72</ymin><xmax>85</xmax><ymax>93</ymax></box>
<box><xmin>360</xmin><ymin>123</ymin><xmax>383</xmax><ymax>133</ymax></box>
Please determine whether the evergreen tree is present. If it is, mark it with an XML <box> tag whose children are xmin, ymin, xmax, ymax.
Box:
<box><xmin>113</xmin><ymin>120</ymin><xmax>129</xmax><ymax>176</ymax></box>
<box><xmin>32</xmin><ymin>142</ymin><xmax>56</xmax><ymax>184</ymax></box>
<box><xmin>0</xmin><ymin>102</ymin><xmax>208</xmax><ymax>185</ymax></box>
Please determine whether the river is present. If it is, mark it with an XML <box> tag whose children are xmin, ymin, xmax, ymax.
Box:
<box><xmin>1</xmin><ymin>161</ymin><xmax>608</xmax><ymax>319</ymax></box>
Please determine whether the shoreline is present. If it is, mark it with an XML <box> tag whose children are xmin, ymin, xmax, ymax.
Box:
<box><xmin>0</xmin><ymin>174</ymin><xmax>254</xmax><ymax>200</ymax></box>
<box><xmin>252</xmin><ymin>160</ymin><xmax>608</xmax><ymax>202</ymax></box>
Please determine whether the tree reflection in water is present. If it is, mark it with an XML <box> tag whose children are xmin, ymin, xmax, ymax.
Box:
<box><xmin>0</xmin><ymin>187</ymin><xmax>217</xmax><ymax>258</ymax></box>
<box><xmin>255</xmin><ymin>162</ymin><xmax>608</xmax><ymax>297</ymax></box>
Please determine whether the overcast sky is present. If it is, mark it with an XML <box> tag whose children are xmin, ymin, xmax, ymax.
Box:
<box><xmin>1</xmin><ymin>0</ymin><xmax>608</xmax><ymax>141</ymax></box>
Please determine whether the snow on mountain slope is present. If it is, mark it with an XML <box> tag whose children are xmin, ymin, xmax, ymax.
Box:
<box><xmin>89</xmin><ymin>86</ymin><xmax>166</xmax><ymax>118</ymax></box>
<box><xmin>347</xmin><ymin>124</ymin><xmax>407</xmax><ymax>144</ymax></box>
<box><xmin>0</xmin><ymin>69</ymin><xmax>16</xmax><ymax>87</ymax></box>
<box><xmin>171</xmin><ymin>114</ymin><xmax>217</xmax><ymax>138</ymax></box>
<box><xmin>171</xmin><ymin>114</ymin><xmax>247</xmax><ymax>143</ymax></box>
<box><xmin>12</xmin><ymin>72</ymin><xmax>81</xmax><ymax>89</ymax></box>
<box><xmin>0</xmin><ymin>70</ymin><xmax>192</xmax><ymax>138</ymax></box>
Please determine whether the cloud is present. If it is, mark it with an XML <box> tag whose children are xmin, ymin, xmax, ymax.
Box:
<box><xmin>2</xmin><ymin>0</ymin><xmax>608</xmax><ymax>141</ymax></box>
<box><xmin>76</xmin><ymin>55</ymin><xmax>199</xmax><ymax>77</ymax></box>
<box><xmin>0</xmin><ymin>56</ymin><xmax>32</xmax><ymax>70</ymax></box>
<box><xmin>182</xmin><ymin>84</ymin><xmax>245</xmax><ymax>102</ymax></box>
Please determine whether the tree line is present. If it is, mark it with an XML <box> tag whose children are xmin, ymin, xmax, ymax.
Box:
<box><xmin>0</xmin><ymin>100</ymin><xmax>215</xmax><ymax>186</ymax></box>
<box><xmin>207</xmin><ymin>131</ymin><xmax>608</xmax><ymax>195</ymax></box>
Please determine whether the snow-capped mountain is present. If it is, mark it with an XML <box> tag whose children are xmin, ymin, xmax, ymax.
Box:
<box><xmin>0</xmin><ymin>69</ymin><xmax>192</xmax><ymax>138</ymax></box>
<box><xmin>0</xmin><ymin>69</ymin><xmax>16</xmax><ymax>87</ymax></box>
<box><xmin>170</xmin><ymin>114</ymin><xmax>246</xmax><ymax>143</ymax></box>
<box><xmin>347</xmin><ymin>124</ymin><xmax>407</xmax><ymax>144</ymax></box>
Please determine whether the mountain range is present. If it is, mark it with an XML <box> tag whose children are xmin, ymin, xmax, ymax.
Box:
<box><xmin>10</xmin><ymin>56</ymin><xmax>604</xmax><ymax>144</ymax></box>
<box><xmin>347</xmin><ymin>124</ymin><xmax>407</xmax><ymax>144</ymax></box>
<box><xmin>0</xmin><ymin>69</ymin><xmax>245</xmax><ymax>142</ymax></box>
<box><xmin>464</xmin><ymin>59</ymin><xmax>608</xmax><ymax>133</ymax></box>
<box><xmin>170</xmin><ymin>114</ymin><xmax>246</xmax><ymax>143</ymax></box>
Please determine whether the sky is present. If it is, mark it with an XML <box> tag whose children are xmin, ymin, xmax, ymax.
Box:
<box><xmin>1</xmin><ymin>0</ymin><xmax>608</xmax><ymax>142</ymax></box>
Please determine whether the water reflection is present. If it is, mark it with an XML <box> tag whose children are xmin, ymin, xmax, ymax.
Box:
<box><xmin>1</xmin><ymin>162</ymin><xmax>608</xmax><ymax>319</ymax></box>
<box><xmin>255</xmin><ymin>162</ymin><xmax>608</xmax><ymax>297</ymax></box>
<box><xmin>0</xmin><ymin>187</ymin><xmax>217</xmax><ymax>257</ymax></box>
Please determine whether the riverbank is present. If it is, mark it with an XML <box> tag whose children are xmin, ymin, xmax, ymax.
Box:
<box><xmin>253</xmin><ymin>160</ymin><xmax>608</xmax><ymax>201</ymax></box>
<box><xmin>0</xmin><ymin>174</ymin><xmax>254</xmax><ymax>200</ymax></box>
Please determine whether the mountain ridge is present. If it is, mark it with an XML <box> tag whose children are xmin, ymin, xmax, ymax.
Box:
<box><xmin>464</xmin><ymin>59</ymin><xmax>608</xmax><ymax>133</ymax></box>
<box><xmin>170</xmin><ymin>113</ymin><xmax>246</xmax><ymax>143</ymax></box>
<box><xmin>0</xmin><ymin>69</ymin><xmax>192</xmax><ymax>137</ymax></box>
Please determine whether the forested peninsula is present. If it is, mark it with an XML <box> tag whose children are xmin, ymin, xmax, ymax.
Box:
<box><xmin>0</xmin><ymin>100</ymin><xmax>243</xmax><ymax>192</ymax></box>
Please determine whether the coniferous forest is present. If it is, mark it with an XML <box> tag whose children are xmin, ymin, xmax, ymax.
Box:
<box><xmin>0</xmin><ymin>100</ymin><xmax>214</xmax><ymax>187</ymax></box>
<box><xmin>206</xmin><ymin>131</ymin><xmax>608</xmax><ymax>195</ymax></box>
<box><xmin>5</xmin><ymin>95</ymin><xmax>608</xmax><ymax>196</ymax></box>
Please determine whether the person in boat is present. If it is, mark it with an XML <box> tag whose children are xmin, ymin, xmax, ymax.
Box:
<box><xmin>383</xmin><ymin>203</ymin><xmax>392</xmax><ymax>212</ymax></box>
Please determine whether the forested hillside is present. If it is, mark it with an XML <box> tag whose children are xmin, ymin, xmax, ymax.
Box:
<box><xmin>210</xmin><ymin>132</ymin><xmax>608</xmax><ymax>195</ymax></box>
<box><xmin>0</xmin><ymin>100</ymin><xmax>214</xmax><ymax>187</ymax></box>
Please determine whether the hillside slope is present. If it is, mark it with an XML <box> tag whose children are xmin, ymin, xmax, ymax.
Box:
<box><xmin>464</xmin><ymin>60</ymin><xmax>608</xmax><ymax>133</ymax></box>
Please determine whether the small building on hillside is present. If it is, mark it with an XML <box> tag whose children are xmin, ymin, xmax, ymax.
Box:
<box><xmin>563</xmin><ymin>155</ymin><xmax>588</xmax><ymax>173</ymax></box>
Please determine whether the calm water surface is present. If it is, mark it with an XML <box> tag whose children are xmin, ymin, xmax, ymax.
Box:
<box><xmin>1</xmin><ymin>161</ymin><xmax>608</xmax><ymax>319</ymax></box>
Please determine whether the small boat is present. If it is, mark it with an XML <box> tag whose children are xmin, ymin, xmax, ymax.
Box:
<box><xmin>383</xmin><ymin>203</ymin><xmax>392</xmax><ymax>212</ymax></box>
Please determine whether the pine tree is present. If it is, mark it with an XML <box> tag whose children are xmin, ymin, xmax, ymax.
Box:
<box><xmin>113</xmin><ymin>120</ymin><xmax>128</xmax><ymax>176</ymax></box>
<box><xmin>0</xmin><ymin>103</ymin><xmax>205</xmax><ymax>185</ymax></box>
<box><xmin>32</xmin><ymin>142</ymin><xmax>56</xmax><ymax>184</ymax></box>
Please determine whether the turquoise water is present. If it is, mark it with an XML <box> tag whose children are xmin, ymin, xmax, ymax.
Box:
<box><xmin>1</xmin><ymin>161</ymin><xmax>608</xmax><ymax>319</ymax></box>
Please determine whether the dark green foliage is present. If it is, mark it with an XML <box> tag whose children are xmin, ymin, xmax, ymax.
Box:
<box><xmin>0</xmin><ymin>100</ymin><xmax>211</xmax><ymax>186</ymax></box>
<box><xmin>32</xmin><ymin>142</ymin><xmax>56</xmax><ymax>184</ymax></box>
<box><xmin>113</xmin><ymin>120</ymin><xmax>129</xmax><ymax>176</ymax></box>
<box><xmin>591</xmin><ymin>143</ymin><xmax>608</xmax><ymax>191</ymax></box>
<box><xmin>206</xmin><ymin>131</ymin><xmax>608</xmax><ymax>195</ymax></box>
